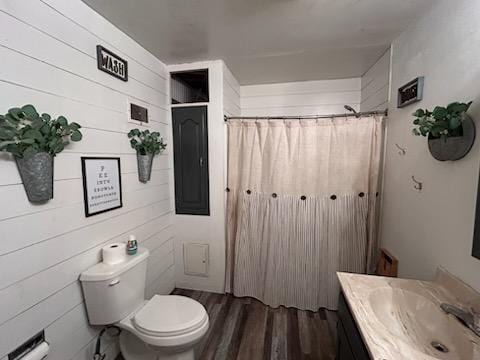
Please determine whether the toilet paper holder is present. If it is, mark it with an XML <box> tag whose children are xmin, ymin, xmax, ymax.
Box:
<box><xmin>8</xmin><ymin>330</ymin><xmax>49</xmax><ymax>360</ymax></box>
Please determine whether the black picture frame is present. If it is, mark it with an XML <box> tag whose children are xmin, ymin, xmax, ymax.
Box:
<box><xmin>397</xmin><ymin>76</ymin><xmax>424</xmax><ymax>108</ymax></box>
<box><xmin>96</xmin><ymin>45</ymin><xmax>128</xmax><ymax>82</ymax></box>
<box><xmin>130</xmin><ymin>103</ymin><xmax>149</xmax><ymax>123</ymax></box>
<box><xmin>81</xmin><ymin>157</ymin><xmax>123</xmax><ymax>217</ymax></box>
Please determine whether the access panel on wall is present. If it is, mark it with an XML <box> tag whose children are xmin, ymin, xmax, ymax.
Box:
<box><xmin>172</xmin><ymin>106</ymin><xmax>209</xmax><ymax>215</ymax></box>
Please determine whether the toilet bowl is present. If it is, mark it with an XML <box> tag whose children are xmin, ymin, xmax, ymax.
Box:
<box><xmin>118</xmin><ymin>295</ymin><xmax>209</xmax><ymax>360</ymax></box>
<box><xmin>79</xmin><ymin>247</ymin><xmax>209</xmax><ymax>360</ymax></box>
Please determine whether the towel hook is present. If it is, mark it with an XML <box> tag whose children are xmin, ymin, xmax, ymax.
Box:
<box><xmin>395</xmin><ymin>143</ymin><xmax>406</xmax><ymax>156</ymax></box>
<box><xmin>412</xmin><ymin>176</ymin><xmax>423</xmax><ymax>191</ymax></box>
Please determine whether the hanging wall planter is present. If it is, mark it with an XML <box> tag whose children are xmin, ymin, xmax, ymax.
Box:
<box><xmin>0</xmin><ymin>105</ymin><xmax>82</xmax><ymax>203</ymax></box>
<box><xmin>16</xmin><ymin>152</ymin><xmax>54</xmax><ymax>202</ymax></box>
<box><xmin>412</xmin><ymin>101</ymin><xmax>475</xmax><ymax>161</ymax></box>
<box><xmin>427</xmin><ymin>114</ymin><xmax>475</xmax><ymax>161</ymax></box>
<box><xmin>128</xmin><ymin>129</ymin><xmax>166</xmax><ymax>183</ymax></box>
<box><xmin>136</xmin><ymin>152</ymin><xmax>154</xmax><ymax>183</ymax></box>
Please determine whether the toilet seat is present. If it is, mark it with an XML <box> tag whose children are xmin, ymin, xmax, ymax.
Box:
<box><xmin>118</xmin><ymin>295</ymin><xmax>209</xmax><ymax>349</ymax></box>
<box><xmin>133</xmin><ymin>295</ymin><xmax>208</xmax><ymax>337</ymax></box>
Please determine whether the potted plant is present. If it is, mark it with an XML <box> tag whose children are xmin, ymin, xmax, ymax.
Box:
<box><xmin>128</xmin><ymin>129</ymin><xmax>166</xmax><ymax>183</ymax></box>
<box><xmin>412</xmin><ymin>101</ymin><xmax>475</xmax><ymax>161</ymax></box>
<box><xmin>0</xmin><ymin>104</ymin><xmax>82</xmax><ymax>202</ymax></box>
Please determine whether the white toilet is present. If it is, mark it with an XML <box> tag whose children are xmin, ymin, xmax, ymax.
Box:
<box><xmin>80</xmin><ymin>247</ymin><xmax>209</xmax><ymax>360</ymax></box>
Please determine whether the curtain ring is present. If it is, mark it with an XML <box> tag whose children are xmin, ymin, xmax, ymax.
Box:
<box><xmin>300</xmin><ymin>195</ymin><xmax>306</xmax><ymax>200</ymax></box>
<box><xmin>246</xmin><ymin>189</ymin><xmax>252</xmax><ymax>194</ymax></box>
<box><xmin>358</xmin><ymin>192</ymin><xmax>365</xmax><ymax>198</ymax></box>
<box><xmin>330</xmin><ymin>195</ymin><xmax>337</xmax><ymax>200</ymax></box>
<box><xmin>272</xmin><ymin>193</ymin><xmax>277</xmax><ymax>198</ymax></box>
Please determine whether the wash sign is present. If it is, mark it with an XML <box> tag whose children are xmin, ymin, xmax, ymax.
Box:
<box><xmin>96</xmin><ymin>45</ymin><xmax>128</xmax><ymax>81</ymax></box>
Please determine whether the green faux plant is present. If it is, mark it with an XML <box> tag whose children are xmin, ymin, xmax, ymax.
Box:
<box><xmin>128</xmin><ymin>129</ymin><xmax>166</xmax><ymax>155</ymax></box>
<box><xmin>0</xmin><ymin>104</ymin><xmax>82</xmax><ymax>158</ymax></box>
<box><xmin>412</xmin><ymin>101</ymin><xmax>472</xmax><ymax>140</ymax></box>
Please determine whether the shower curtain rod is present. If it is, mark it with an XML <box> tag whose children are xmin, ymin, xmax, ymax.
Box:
<box><xmin>224</xmin><ymin>109</ymin><xmax>387</xmax><ymax>121</ymax></box>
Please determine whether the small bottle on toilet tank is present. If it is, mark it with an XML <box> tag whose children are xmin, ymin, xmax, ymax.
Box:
<box><xmin>127</xmin><ymin>234</ymin><xmax>138</xmax><ymax>255</ymax></box>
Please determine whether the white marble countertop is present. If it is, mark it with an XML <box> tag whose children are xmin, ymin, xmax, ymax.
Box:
<box><xmin>337</xmin><ymin>269</ymin><xmax>480</xmax><ymax>360</ymax></box>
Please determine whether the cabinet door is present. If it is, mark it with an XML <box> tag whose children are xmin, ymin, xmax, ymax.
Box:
<box><xmin>172</xmin><ymin>106</ymin><xmax>209</xmax><ymax>215</ymax></box>
<box><xmin>337</xmin><ymin>320</ymin><xmax>356</xmax><ymax>360</ymax></box>
<box><xmin>338</xmin><ymin>293</ymin><xmax>371</xmax><ymax>360</ymax></box>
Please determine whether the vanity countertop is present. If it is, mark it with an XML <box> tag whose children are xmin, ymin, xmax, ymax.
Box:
<box><xmin>337</xmin><ymin>270</ymin><xmax>480</xmax><ymax>360</ymax></box>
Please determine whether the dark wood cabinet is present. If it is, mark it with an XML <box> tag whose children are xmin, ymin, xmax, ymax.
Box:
<box><xmin>337</xmin><ymin>292</ymin><xmax>371</xmax><ymax>360</ymax></box>
<box><xmin>172</xmin><ymin>106</ymin><xmax>210</xmax><ymax>215</ymax></box>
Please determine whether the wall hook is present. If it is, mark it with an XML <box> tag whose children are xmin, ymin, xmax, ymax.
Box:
<box><xmin>412</xmin><ymin>176</ymin><xmax>423</xmax><ymax>191</ymax></box>
<box><xmin>395</xmin><ymin>143</ymin><xmax>406</xmax><ymax>155</ymax></box>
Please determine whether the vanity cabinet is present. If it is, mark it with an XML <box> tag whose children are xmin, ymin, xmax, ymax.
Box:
<box><xmin>337</xmin><ymin>292</ymin><xmax>371</xmax><ymax>360</ymax></box>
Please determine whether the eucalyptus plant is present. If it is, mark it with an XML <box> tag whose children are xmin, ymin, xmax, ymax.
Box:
<box><xmin>128</xmin><ymin>129</ymin><xmax>166</xmax><ymax>155</ymax></box>
<box><xmin>0</xmin><ymin>104</ymin><xmax>82</xmax><ymax>158</ymax></box>
<box><xmin>412</xmin><ymin>101</ymin><xmax>472</xmax><ymax>140</ymax></box>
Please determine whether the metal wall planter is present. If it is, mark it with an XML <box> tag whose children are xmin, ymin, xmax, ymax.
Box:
<box><xmin>136</xmin><ymin>152</ymin><xmax>154</xmax><ymax>183</ymax></box>
<box><xmin>15</xmin><ymin>152</ymin><xmax>54</xmax><ymax>203</ymax></box>
<box><xmin>428</xmin><ymin>115</ymin><xmax>476</xmax><ymax>161</ymax></box>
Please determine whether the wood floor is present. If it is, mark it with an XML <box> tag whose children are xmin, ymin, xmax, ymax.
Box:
<box><xmin>117</xmin><ymin>289</ymin><xmax>337</xmax><ymax>360</ymax></box>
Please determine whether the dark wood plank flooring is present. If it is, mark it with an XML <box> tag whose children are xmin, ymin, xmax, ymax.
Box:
<box><xmin>117</xmin><ymin>289</ymin><xmax>337</xmax><ymax>360</ymax></box>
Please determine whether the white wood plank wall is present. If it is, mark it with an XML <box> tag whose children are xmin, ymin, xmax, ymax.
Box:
<box><xmin>240</xmin><ymin>78</ymin><xmax>361</xmax><ymax>117</ymax></box>
<box><xmin>0</xmin><ymin>1</ymin><xmax>174</xmax><ymax>359</ymax></box>
<box><xmin>222</xmin><ymin>63</ymin><xmax>241</xmax><ymax>117</ymax></box>
<box><xmin>360</xmin><ymin>49</ymin><xmax>391</xmax><ymax>112</ymax></box>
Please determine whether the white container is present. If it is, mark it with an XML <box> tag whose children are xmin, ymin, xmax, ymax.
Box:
<box><xmin>80</xmin><ymin>248</ymin><xmax>149</xmax><ymax>325</ymax></box>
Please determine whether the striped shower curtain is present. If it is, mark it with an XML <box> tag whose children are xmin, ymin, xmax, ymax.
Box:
<box><xmin>225</xmin><ymin>116</ymin><xmax>384</xmax><ymax>310</ymax></box>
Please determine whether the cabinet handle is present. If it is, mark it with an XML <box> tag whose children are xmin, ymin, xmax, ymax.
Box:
<box><xmin>199</xmin><ymin>157</ymin><xmax>204</xmax><ymax>167</ymax></box>
<box><xmin>109</xmin><ymin>279</ymin><xmax>120</xmax><ymax>286</ymax></box>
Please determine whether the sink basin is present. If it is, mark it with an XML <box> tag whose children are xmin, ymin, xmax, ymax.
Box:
<box><xmin>369</xmin><ymin>288</ymin><xmax>474</xmax><ymax>359</ymax></box>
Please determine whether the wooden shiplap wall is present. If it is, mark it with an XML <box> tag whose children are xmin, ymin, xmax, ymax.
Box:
<box><xmin>240</xmin><ymin>78</ymin><xmax>361</xmax><ymax>117</ymax></box>
<box><xmin>222</xmin><ymin>63</ymin><xmax>241</xmax><ymax>117</ymax></box>
<box><xmin>0</xmin><ymin>1</ymin><xmax>174</xmax><ymax>359</ymax></box>
<box><xmin>360</xmin><ymin>49</ymin><xmax>391</xmax><ymax>112</ymax></box>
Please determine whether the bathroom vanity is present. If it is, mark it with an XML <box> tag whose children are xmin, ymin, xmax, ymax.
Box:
<box><xmin>337</xmin><ymin>292</ymin><xmax>370</xmax><ymax>360</ymax></box>
<box><xmin>337</xmin><ymin>270</ymin><xmax>480</xmax><ymax>360</ymax></box>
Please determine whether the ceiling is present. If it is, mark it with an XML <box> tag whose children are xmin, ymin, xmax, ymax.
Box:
<box><xmin>83</xmin><ymin>0</ymin><xmax>436</xmax><ymax>85</ymax></box>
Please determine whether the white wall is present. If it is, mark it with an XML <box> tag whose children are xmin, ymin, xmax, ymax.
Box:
<box><xmin>168</xmin><ymin>61</ymin><xmax>226</xmax><ymax>293</ymax></box>
<box><xmin>361</xmin><ymin>49</ymin><xmax>391</xmax><ymax>112</ymax></box>
<box><xmin>0</xmin><ymin>1</ymin><xmax>174</xmax><ymax>359</ymax></box>
<box><xmin>380</xmin><ymin>0</ymin><xmax>480</xmax><ymax>291</ymax></box>
<box><xmin>222</xmin><ymin>63</ymin><xmax>241</xmax><ymax>117</ymax></box>
<box><xmin>240</xmin><ymin>78</ymin><xmax>361</xmax><ymax>117</ymax></box>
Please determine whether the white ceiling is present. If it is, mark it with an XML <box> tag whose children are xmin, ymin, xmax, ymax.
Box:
<box><xmin>82</xmin><ymin>0</ymin><xmax>436</xmax><ymax>85</ymax></box>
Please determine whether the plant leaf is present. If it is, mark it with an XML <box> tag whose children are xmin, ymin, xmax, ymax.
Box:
<box><xmin>413</xmin><ymin>109</ymin><xmax>425</xmax><ymax>117</ymax></box>
<box><xmin>69</xmin><ymin>122</ymin><xmax>81</xmax><ymax>131</ymax></box>
<box><xmin>432</xmin><ymin>106</ymin><xmax>447</xmax><ymax>120</ymax></box>
<box><xmin>23</xmin><ymin>145</ymin><xmax>38</xmax><ymax>158</ymax></box>
<box><xmin>21</xmin><ymin>105</ymin><xmax>39</xmax><ymax>118</ymax></box>
<box><xmin>8</xmin><ymin>108</ymin><xmax>24</xmax><ymax>120</ymax></box>
<box><xmin>24</xmin><ymin>129</ymin><xmax>44</xmax><ymax>143</ymax></box>
<box><xmin>70</xmin><ymin>130</ymin><xmax>82</xmax><ymax>142</ymax></box>
<box><xmin>41</xmin><ymin>113</ymin><xmax>51</xmax><ymax>122</ymax></box>
<box><xmin>0</xmin><ymin>127</ymin><xmax>16</xmax><ymax>139</ymax></box>
<box><xmin>0</xmin><ymin>140</ymin><xmax>17</xmax><ymax>149</ymax></box>
<box><xmin>449</xmin><ymin>116</ymin><xmax>461</xmax><ymax>129</ymax></box>
<box><xmin>57</xmin><ymin>116</ymin><xmax>68</xmax><ymax>127</ymax></box>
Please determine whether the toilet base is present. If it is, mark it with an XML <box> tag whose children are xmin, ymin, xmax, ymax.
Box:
<box><xmin>120</xmin><ymin>330</ymin><xmax>196</xmax><ymax>360</ymax></box>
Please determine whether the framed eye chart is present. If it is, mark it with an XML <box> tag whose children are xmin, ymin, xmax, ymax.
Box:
<box><xmin>81</xmin><ymin>157</ymin><xmax>123</xmax><ymax>217</ymax></box>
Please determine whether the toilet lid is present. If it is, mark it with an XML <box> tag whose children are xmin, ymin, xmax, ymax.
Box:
<box><xmin>133</xmin><ymin>295</ymin><xmax>208</xmax><ymax>337</ymax></box>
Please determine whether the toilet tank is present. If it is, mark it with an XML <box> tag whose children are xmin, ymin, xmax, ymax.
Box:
<box><xmin>80</xmin><ymin>247</ymin><xmax>149</xmax><ymax>325</ymax></box>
